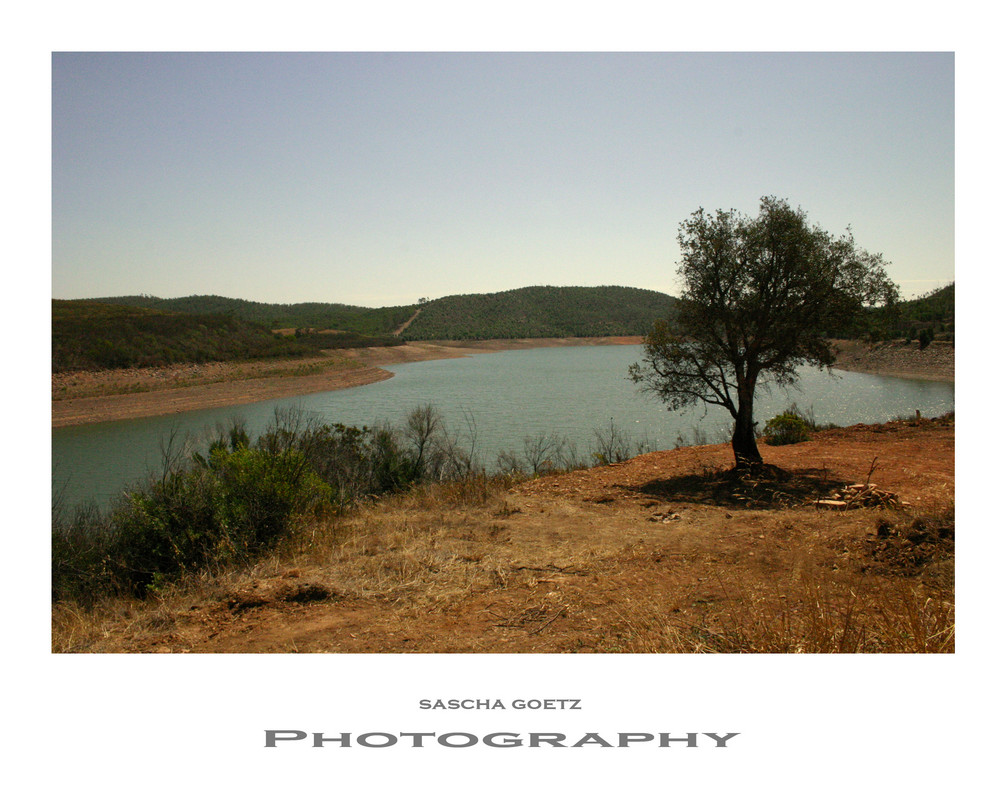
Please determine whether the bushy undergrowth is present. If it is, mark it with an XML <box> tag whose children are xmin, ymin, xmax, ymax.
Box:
<box><xmin>762</xmin><ymin>412</ymin><xmax>811</xmax><ymax>446</ymax></box>
<box><xmin>761</xmin><ymin>403</ymin><xmax>841</xmax><ymax>446</ymax></box>
<box><xmin>53</xmin><ymin>411</ymin><xmax>426</xmax><ymax>603</ymax></box>
<box><xmin>53</xmin><ymin>407</ymin><xmax>662</xmax><ymax>606</ymax></box>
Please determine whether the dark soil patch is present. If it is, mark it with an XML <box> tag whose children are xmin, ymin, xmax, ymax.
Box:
<box><xmin>861</xmin><ymin>512</ymin><xmax>955</xmax><ymax>577</ymax></box>
<box><xmin>225</xmin><ymin>581</ymin><xmax>337</xmax><ymax>612</ymax></box>
<box><xmin>277</xmin><ymin>582</ymin><xmax>338</xmax><ymax>604</ymax></box>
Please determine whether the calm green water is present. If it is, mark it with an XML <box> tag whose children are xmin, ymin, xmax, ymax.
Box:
<box><xmin>52</xmin><ymin>345</ymin><xmax>954</xmax><ymax>512</ymax></box>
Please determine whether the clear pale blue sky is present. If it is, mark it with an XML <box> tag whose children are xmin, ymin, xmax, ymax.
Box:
<box><xmin>52</xmin><ymin>52</ymin><xmax>954</xmax><ymax>306</ymax></box>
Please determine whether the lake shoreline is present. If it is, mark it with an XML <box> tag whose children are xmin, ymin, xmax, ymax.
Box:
<box><xmin>51</xmin><ymin>337</ymin><xmax>644</xmax><ymax>428</ymax></box>
<box><xmin>52</xmin><ymin>335</ymin><xmax>954</xmax><ymax>428</ymax></box>
<box><xmin>829</xmin><ymin>339</ymin><xmax>955</xmax><ymax>383</ymax></box>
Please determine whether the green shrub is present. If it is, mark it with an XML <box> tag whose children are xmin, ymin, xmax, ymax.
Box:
<box><xmin>762</xmin><ymin>412</ymin><xmax>811</xmax><ymax>446</ymax></box>
<box><xmin>51</xmin><ymin>504</ymin><xmax>115</xmax><ymax>605</ymax></box>
<box><xmin>206</xmin><ymin>444</ymin><xmax>331</xmax><ymax>549</ymax></box>
<box><xmin>51</xmin><ymin>411</ymin><xmax>432</xmax><ymax>602</ymax></box>
<box><xmin>106</xmin><ymin>468</ymin><xmax>224</xmax><ymax>594</ymax></box>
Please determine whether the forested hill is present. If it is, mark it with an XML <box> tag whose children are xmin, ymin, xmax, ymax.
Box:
<box><xmin>74</xmin><ymin>283</ymin><xmax>952</xmax><ymax>348</ymax></box>
<box><xmin>895</xmin><ymin>283</ymin><xmax>954</xmax><ymax>335</ymax></box>
<box><xmin>86</xmin><ymin>294</ymin><xmax>413</xmax><ymax>337</ymax></box>
<box><xmin>87</xmin><ymin>286</ymin><xmax>679</xmax><ymax>340</ymax></box>
<box><xmin>52</xmin><ymin>300</ymin><xmax>401</xmax><ymax>372</ymax></box>
<box><xmin>401</xmin><ymin>286</ymin><xmax>678</xmax><ymax>340</ymax></box>
<box><xmin>868</xmin><ymin>282</ymin><xmax>955</xmax><ymax>341</ymax></box>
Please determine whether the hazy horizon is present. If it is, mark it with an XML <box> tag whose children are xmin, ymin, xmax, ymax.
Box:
<box><xmin>52</xmin><ymin>276</ymin><xmax>955</xmax><ymax>311</ymax></box>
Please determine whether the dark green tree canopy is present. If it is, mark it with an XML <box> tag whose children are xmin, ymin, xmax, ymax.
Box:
<box><xmin>630</xmin><ymin>197</ymin><xmax>899</xmax><ymax>468</ymax></box>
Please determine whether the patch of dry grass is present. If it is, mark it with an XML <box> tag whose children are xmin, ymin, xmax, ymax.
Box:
<box><xmin>51</xmin><ymin>471</ymin><xmax>954</xmax><ymax>654</ymax></box>
<box><xmin>284</xmin><ymin>475</ymin><xmax>571</xmax><ymax>606</ymax></box>
<box><xmin>581</xmin><ymin>507</ymin><xmax>954</xmax><ymax>654</ymax></box>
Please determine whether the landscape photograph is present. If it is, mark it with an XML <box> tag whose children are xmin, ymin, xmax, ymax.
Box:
<box><xmin>51</xmin><ymin>51</ymin><xmax>955</xmax><ymax>656</ymax></box>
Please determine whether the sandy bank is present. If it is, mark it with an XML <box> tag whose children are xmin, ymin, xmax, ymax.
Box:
<box><xmin>337</xmin><ymin>336</ymin><xmax>643</xmax><ymax>366</ymax></box>
<box><xmin>51</xmin><ymin>337</ymin><xmax>643</xmax><ymax>428</ymax></box>
<box><xmin>52</xmin><ymin>365</ymin><xmax>395</xmax><ymax>428</ymax></box>
<box><xmin>831</xmin><ymin>339</ymin><xmax>954</xmax><ymax>383</ymax></box>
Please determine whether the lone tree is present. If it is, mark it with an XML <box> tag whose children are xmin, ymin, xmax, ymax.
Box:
<box><xmin>629</xmin><ymin>197</ymin><xmax>898</xmax><ymax>470</ymax></box>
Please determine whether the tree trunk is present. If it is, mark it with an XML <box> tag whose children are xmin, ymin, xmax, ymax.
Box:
<box><xmin>731</xmin><ymin>392</ymin><xmax>762</xmax><ymax>469</ymax></box>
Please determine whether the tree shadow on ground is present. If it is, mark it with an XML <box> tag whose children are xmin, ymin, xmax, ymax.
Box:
<box><xmin>634</xmin><ymin>464</ymin><xmax>848</xmax><ymax>509</ymax></box>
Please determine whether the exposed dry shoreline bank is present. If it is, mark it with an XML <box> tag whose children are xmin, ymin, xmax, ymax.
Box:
<box><xmin>51</xmin><ymin>337</ymin><xmax>642</xmax><ymax>428</ymax></box>
<box><xmin>52</xmin><ymin>336</ymin><xmax>952</xmax><ymax>428</ymax></box>
<box><xmin>830</xmin><ymin>339</ymin><xmax>954</xmax><ymax>383</ymax></box>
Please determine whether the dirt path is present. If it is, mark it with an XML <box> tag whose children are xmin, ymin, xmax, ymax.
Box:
<box><xmin>392</xmin><ymin>307</ymin><xmax>422</xmax><ymax>336</ymax></box>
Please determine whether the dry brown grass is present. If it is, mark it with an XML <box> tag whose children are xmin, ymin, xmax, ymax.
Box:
<box><xmin>51</xmin><ymin>420</ymin><xmax>954</xmax><ymax>654</ymax></box>
<box><xmin>52</xmin><ymin>493</ymin><xmax>953</xmax><ymax>654</ymax></box>
<box><xmin>588</xmin><ymin>569</ymin><xmax>954</xmax><ymax>654</ymax></box>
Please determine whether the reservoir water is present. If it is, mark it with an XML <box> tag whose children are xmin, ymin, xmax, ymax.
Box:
<box><xmin>52</xmin><ymin>345</ymin><xmax>954</xmax><ymax>512</ymax></box>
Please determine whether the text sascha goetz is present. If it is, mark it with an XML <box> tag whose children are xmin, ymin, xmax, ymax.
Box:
<box><xmin>265</xmin><ymin>731</ymin><xmax>739</xmax><ymax>748</ymax></box>
<box><xmin>419</xmin><ymin>698</ymin><xmax>582</xmax><ymax>710</ymax></box>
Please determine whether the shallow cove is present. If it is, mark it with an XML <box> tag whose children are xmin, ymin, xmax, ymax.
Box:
<box><xmin>52</xmin><ymin>345</ymin><xmax>955</xmax><ymax>512</ymax></box>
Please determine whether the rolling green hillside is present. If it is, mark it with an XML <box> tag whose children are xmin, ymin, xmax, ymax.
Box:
<box><xmin>866</xmin><ymin>282</ymin><xmax>955</xmax><ymax>341</ymax></box>
<box><xmin>86</xmin><ymin>286</ymin><xmax>680</xmax><ymax>341</ymax></box>
<box><xmin>402</xmin><ymin>286</ymin><xmax>677</xmax><ymax>340</ymax></box>
<box><xmin>57</xmin><ymin>281</ymin><xmax>940</xmax><ymax>373</ymax></box>
<box><xmin>52</xmin><ymin>301</ymin><xmax>400</xmax><ymax>372</ymax></box>
<box><xmin>896</xmin><ymin>283</ymin><xmax>954</xmax><ymax>335</ymax></box>
<box><xmin>87</xmin><ymin>294</ymin><xmax>414</xmax><ymax>336</ymax></box>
